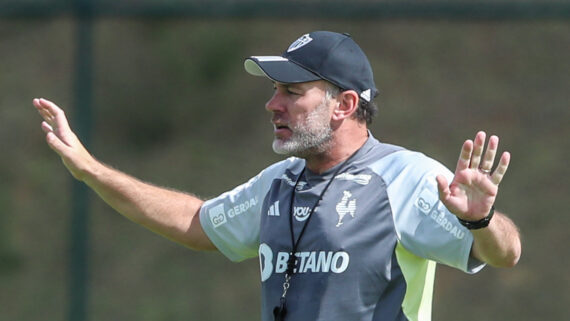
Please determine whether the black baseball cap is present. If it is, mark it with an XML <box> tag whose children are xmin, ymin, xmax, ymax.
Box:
<box><xmin>244</xmin><ymin>31</ymin><xmax>378</xmax><ymax>102</ymax></box>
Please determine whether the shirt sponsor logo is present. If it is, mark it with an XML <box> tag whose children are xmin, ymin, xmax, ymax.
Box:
<box><xmin>415</xmin><ymin>188</ymin><xmax>465</xmax><ymax>239</ymax></box>
<box><xmin>259</xmin><ymin>243</ymin><xmax>350</xmax><ymax>282</ymax></box>
<box><xmin>227</xmin><ymin>197</ymin><xmax>257</xmax><ymax>218</ymax></box>
<box><xmin>293</xmin><ymin>206</ymin><xmax>311</xmax><ymax>221</ymax></box>
<box><xmin>430</xmin><ymin>209</ymin><xmax>466</xmax><ymax>239</ymax></box>
<box><xmin>415</xmin><ymin>188</ymin><xmax>438</xmax><ymax>214</ymax></box>
<box><xmin>209</xmin><ymin>197</ymin><xmax>258</xmax><ymax>228</ymax></box>
<box><xmin>208</xmin><ymin>203</ymin><xmax>227</xmax><ymax>228</ymax></box>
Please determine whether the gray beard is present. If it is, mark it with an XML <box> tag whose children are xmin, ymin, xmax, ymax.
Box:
<box><xmin>272</xmin><ymin>100</ymin><xmax>333</xmax><ymax>157</ymax></box>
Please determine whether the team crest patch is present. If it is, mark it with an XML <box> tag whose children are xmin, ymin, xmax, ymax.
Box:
<box><xmin>335</xmin><ymin>191</ymin><xmax>356</xmax><ymax>227</ymax></box>
<box><xmin>287</xmin><ymin>34</ymin><xmax>313</xmax><ymax>52</ymax></box>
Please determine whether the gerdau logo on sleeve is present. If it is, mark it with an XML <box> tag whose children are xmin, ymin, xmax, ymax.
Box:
<box><xmin>258</xmin><ymin>243</ymin><xmax>350</xmax><ymax>282</ymax></box>
<box><xmin>208</xmin><ymin>197</ymin><xmax>258</xmax><ymax>228</ymax></box>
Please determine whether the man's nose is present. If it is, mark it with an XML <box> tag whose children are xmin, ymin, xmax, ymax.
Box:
<box><xmin>265</xmin><ymin>91</ymin><xmax>287</xmax><ymax>113</ymax></box>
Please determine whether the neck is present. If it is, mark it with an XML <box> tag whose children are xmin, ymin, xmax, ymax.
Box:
<box><xmin>304</xmin><ymin>127</ymin><xmax>368</xmax><ymax>174</ymax></box>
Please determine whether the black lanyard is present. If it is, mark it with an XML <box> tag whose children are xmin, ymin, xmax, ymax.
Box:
<box><xmin>273</xmin><ymin>152</ymin><xmax>358</xmax><ymax>321</ymax></box>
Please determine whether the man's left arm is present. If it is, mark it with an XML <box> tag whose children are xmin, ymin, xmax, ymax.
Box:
<box><xmin>436</xmin><ymin>131</ymin><xmax>521</xmax><ymax>268</ymax></box>
<box><xmin>470</xmin><ymin>210</ymin><xmax>521</xmax><ymax>267</ymax></box>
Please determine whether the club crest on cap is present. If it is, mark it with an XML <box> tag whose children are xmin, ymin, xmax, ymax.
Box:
<box><xmin>287</xmin><ymin>34</ymin><xmax>313</xmax><ymax>53</ymax></box>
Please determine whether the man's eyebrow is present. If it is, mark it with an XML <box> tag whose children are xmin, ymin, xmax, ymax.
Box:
<box><xmin>273</xmin><ymin>82</ymin><xmax>304</xmax><ymax>90</ymax></box>
<box><xmin>286</xmin><ymin>83</ymin><xmax>306</xmax><ymax>91</ymax></box>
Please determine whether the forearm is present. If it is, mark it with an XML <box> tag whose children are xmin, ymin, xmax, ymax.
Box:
<box><xmin>81</xmin><ymin>160</ymin><xmax>215</xmax><ymax>251</ymax></box>
<box><xmin>33</xmin><ymin>98</ymin><xmax>215</xmax><ymax>250</ymax></box>
<box><xmin>471</xmin><ymin>211</ymin><xmax>521</xmax><ymax>268</ymax></box>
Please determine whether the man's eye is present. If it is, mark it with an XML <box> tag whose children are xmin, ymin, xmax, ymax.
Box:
<box><xmin>286</xmin><ymin>87</ymin><xmax>300</xmax><ymax>95</ymax></box>
<box><xmin>272</xmin><ymin>84</ymin><xmax>300</xmax><ymax>95</ymax></box>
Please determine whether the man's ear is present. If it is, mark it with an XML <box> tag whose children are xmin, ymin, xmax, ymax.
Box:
<box><xmin>332</xmin><ymin>90</ymin><xmax>359</xmax><ymax>121</ymax></box>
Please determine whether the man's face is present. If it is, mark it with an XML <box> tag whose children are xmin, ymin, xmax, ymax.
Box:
<box><xmin>266</xmin><ymin>80</ymin><xmax>336</xmax><ymax>157</ymax></box>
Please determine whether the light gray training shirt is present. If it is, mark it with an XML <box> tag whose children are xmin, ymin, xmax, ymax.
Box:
<box><xmin>200</xmin><ymin>134</ymin><xmax>484</xmax><ymax>321</ymax></box>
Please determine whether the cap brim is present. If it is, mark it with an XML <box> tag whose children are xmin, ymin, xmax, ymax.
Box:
<box><xmin>244</xmin><ymin>56</ymin><xmax>321</xmax><ymax>84</ymax></box>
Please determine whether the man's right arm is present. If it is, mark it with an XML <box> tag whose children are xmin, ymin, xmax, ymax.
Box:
<box><xmin>33</xmin><ymin>98</ymin><xmax>216</xmax><ymax>251</ymax></box>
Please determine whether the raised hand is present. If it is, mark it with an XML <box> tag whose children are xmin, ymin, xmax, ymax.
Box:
<box><xmin>33</xmin><ymin>98</ymin><xmax>96</xmax><ymax>180</ymax></box>
<box><xmin>436</xmin><ymin>131</ymin><xmax>510</xmax><ymax>221</ymax></box>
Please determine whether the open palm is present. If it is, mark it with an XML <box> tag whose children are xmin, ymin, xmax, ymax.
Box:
<box><xmin>436</xmin><ymin>131</ymin><xmax>510</xmax><ymax>221</ymax></box>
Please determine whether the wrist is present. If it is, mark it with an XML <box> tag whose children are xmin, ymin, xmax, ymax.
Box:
<box><xmin>457</xmin><ymin>206</ymin><xmax>495</xmax><ymax>230</ymax></box>
<box><xmin>78</xmin><ymin>157</ymin><xmax>108</xmax><ymax>184</ymax></box>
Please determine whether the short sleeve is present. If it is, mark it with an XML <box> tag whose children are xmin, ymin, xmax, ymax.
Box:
<box><xmin>373</xmin><ymin>151</ymin><xmax>485</xmax><ymax>274</ymax></box>
<box><xmin>200</xmin><ymin>159</ymin><xmax>293</xmax><ymax>262</ymax></box>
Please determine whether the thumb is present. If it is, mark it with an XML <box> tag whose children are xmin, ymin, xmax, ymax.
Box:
<box><xmin>45</xmin><ymin>131</ymin><xmax>72</xmax><ymax>157</ymax></box>
<box><xmin>436</xmin><ymin>174</ymin><xmax>450</xmax><ymax>201</ymax></box>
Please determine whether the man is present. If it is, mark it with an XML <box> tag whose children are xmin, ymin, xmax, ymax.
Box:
<box><xmin>34</xmin><ymin>31</ymin><xmax>521</xmax><ymax>321</ymax></box>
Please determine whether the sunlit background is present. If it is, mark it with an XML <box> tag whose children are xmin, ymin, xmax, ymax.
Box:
<box><xmin>1</xmin><ymin>1</ymin><xmax>569</xmax><ymax>320</ymax></box>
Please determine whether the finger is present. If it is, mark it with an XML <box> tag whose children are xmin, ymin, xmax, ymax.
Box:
<box><xmin>33</xmin><ymin>98</ymin><xmax>46</xmax><ymax>110</ymax></box>
<box><xmin>38</xmin><ymin>98</ymin><xmax>64</xmax><ymax>116</ymax></box>
<box><xmin>491</xmin><ymin>151</ymin><xmax>510</xmax><ymax>185</ymax></box>
<box><xmin>480</xmin><ymin>135</ymin><xmax>498</xmax><ymax>172</ymax></box>
<box><xmin>436</xmin><ymin>175</ymin><xmax>463</xmax><ymax>214</ymax></box>
<box><xmin>34</xmin><ymin>98</ymin><xmax>51</xmax><ymax>112</ymax></box>
<box><xmin>33</xmin><ymin>98</ymin><xmax>41</xmax><ymax>109</ymax></box>
<box><xmin>36</xmin><ymin>98</ymin><xmax>81</xmax><ymax>149</ymax></box>
<box><xmin>45</xmin><ymin>131</ymin><xmax>71</xmax><ymax>156</ymax></box>
<box><xmin>456</xmin><ymin>140</ymin><xmax>473</xmax><ymax>172</ymax></box>
<box><xmin>469</xmin><ymin>131</ymin><xmax>486</xmax><ymax>169</ymax></box>
<box><xmin>41</xmin><ymin>121</ymin><xmax>54</xmax><ymax>134</ymax></box>
<box><xmin>37</xmin><ymin>108</ymin><xmax>54</xmax><ymax>124</ymax></box>
<box><xmin>34</xmin><ymin>99</ymin><xmax>52</xmax><ymax>120</ymax></box>
<box><xmin>36</xmin><ymin>98</ymin><xmax>58</xmax><ymax>114</ymax></box>
<box><xmin>38</xmin><ymin>98</ymin><xmax>73</xmax><ymax>134</ymax></box>
<box><xmin>36</xmin><ymin>107</ymin><xmax>58</xmax><ymax>130</ymax></box>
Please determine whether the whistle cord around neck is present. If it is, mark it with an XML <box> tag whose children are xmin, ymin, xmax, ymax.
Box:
<box><xmin>273</xmin><ymin>152</ymin><xmax>359</xmax><ymax>321</ymax></box>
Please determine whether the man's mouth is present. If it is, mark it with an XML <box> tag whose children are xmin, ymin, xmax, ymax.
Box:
<box><xmin>273</xmin><ymin>123</ymin><xmax>292</xmax><ymax>137</ymax></box>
